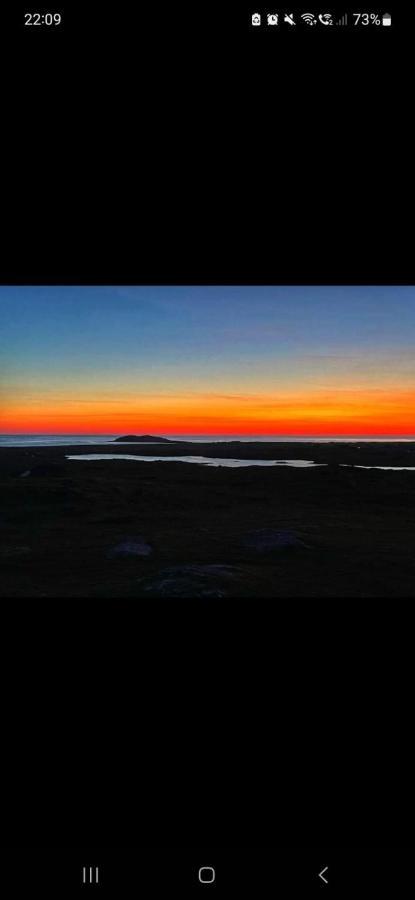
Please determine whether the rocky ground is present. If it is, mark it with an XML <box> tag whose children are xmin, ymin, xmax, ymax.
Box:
<box><xmin>1</xmin><ymin>442</ymin><xmax>415</xmax><ymax>597</ymax></box>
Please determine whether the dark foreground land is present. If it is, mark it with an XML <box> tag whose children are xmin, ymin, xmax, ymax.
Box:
<box><xmin>1</xmin><ymin>441</ymin><xmax>415</xmax><ymax>598</ymax></box>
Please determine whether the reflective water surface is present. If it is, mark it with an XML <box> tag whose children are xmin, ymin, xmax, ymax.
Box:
<box><xmin>340</xmin><ymin>464</ymin><xmax>415</xmax><ymax>471</ymax></box>
<box><xmin>66</xmin><ymin>454</ymin><xmax>324</xmax><ymax>468</ymax></box>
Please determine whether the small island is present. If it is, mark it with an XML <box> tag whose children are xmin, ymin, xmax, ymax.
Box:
<box><xmin>112</xmin><ymin>434</ymin><xmax>174</xmax><ymax>443</ymax></box>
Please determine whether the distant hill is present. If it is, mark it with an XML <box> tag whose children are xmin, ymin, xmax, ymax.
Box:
<box><xmin>113</xmin><ymin>434</ymin><xmax>174</xmax><ymax>443</ymax></box>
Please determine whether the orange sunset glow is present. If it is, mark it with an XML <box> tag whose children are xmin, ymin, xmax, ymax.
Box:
<box><xmin>2</xmin><ymin>285</ymin><xmax>415</xmax><ymax>437</ymax></box>
<box><xmin>2</xmin><ymin>387</ymin><xmax>415</xmax><ymax>435</ymax></box>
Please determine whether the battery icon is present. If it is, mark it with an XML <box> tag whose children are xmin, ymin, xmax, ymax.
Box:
<box><xmin>382</xmin><ymin>13</ymin><xmax>392</xmax><ymax>26</ymax></box>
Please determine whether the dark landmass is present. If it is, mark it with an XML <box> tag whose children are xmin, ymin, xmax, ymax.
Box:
<box><xmin>113</xmin><ymin>434</ymin><xmax>174</xmax><ymax>443</ymax></box>
<box><xmin>1</xmin><ymin>441</ymin><xmax>415</xmax><ymax>598</ymax></box>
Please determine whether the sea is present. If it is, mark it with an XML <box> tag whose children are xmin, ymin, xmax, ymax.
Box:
<box><xmin>1</xmin><ymin>434</ymin><xmax>415</xmax><ymax>448</ymax></box>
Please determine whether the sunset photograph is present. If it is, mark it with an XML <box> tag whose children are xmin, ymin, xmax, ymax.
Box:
<box><xmin>1</xmin><ymin>284</ymin><xmax>415</xmax><ymax>597</ymax></box>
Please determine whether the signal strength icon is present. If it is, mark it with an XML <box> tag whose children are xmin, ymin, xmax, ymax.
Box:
<box><xmin>337</xmin><ymin>13</ymin><xmax>348</xmax><ymax>25</ymax></box>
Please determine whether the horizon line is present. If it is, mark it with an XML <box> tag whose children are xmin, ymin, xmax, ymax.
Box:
<box><xmin>2</xmin><ymin>432</ymin><xmax>415</xmax><ymax>439</ymax></box>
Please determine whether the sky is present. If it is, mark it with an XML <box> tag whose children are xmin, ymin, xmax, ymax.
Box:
<box><xmin>1</xmin><ymin>285</ymin><xmax>415</xmax><ymax>435</ymax></box>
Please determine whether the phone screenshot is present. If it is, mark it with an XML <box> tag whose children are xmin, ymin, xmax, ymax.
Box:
<box><xmin>0</xmin><ymin>4</ymin><xmax>412</xmax><ymax>894</ymax></box>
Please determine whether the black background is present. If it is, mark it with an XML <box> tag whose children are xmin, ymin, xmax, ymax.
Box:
<box><xmin>0</xmin><ymin>2</ymin><xmax>413</xmax><ymax>889</ymax></box>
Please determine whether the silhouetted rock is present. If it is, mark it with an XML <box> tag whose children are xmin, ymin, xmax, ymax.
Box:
<box><xmin>25</xmin><ymin>463</ymin><xmax>65</xmax><ymax>477</ymax></box>
<box><xmin>136</xmin><ymin>563</ymin><xmax>240</xmax><ymax>597</ymax></box>
<box><xmin>243</xmin><ymin>528</ymin><xmax>310</xmax><ymax>551</ymax></box>
<box><xmin>1</xmin><ymin>545</ymin><xmax>32</xmax><ymax>560</ymax></box>
<box><xmin>107</xmin><ymin>536</ymin><xmax>153</xmax><ymax>558</ymax></box>
<box><xmin>113</xmin><ymin>434</ymin><xmax>173</xmax><ymax>443</ymax></box>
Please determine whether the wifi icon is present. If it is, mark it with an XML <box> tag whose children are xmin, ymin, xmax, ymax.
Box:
<box><xmin>301</xmin><ymin>13</ymin><xmax>317</xmax><ymax>25</ymax></box>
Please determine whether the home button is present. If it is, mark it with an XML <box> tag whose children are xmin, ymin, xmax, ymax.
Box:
<box><xmin>198</xmin><ymin>866</ymin><xmax>216</xmax><ymax>884</ymax></box>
